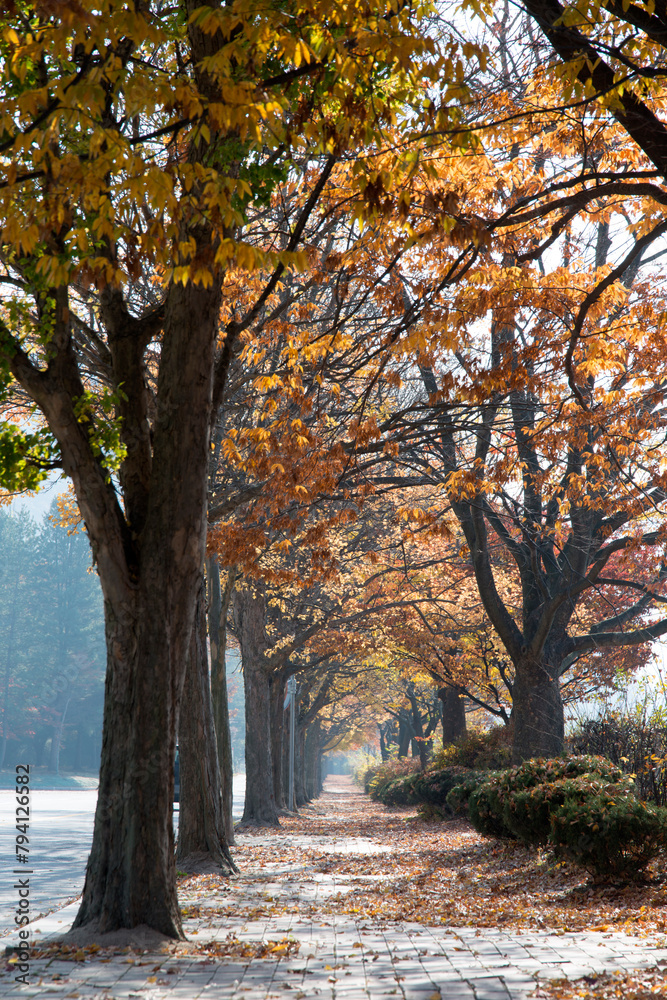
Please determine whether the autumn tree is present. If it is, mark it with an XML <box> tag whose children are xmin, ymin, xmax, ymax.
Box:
<box><xmin>293</xmin><ymin>660</ymin><xmax>387</xmax><ymax>800</ymax></box>
<box><xmin>0</xmin><ymin>0</ymin><xmax>443</xmax><ymax>937</ymax></box>
<box><xmin>358</xmin><ymin>499</ymin><xmax>657</xmax><ymax>742</ymax></box>
<box><xmin>300</xmin><ymin>0</ymin><xmax>667</xmax><ymax>761</ymax></box>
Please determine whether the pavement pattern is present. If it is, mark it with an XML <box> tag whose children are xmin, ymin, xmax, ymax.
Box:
<box><xmin>2</xmin><ymin>780</ymin><xmax>666</xmax><ymax>1000</ymax></box>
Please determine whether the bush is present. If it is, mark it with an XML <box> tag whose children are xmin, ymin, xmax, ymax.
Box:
<box><xmin>379</xmin><ymin>773</ymin><xmax>421</xmax><ymax>806</ymax></box>
<box><xmin>463</xmin><ymin>754</ymin><xmax>667</xmax><ymax>880</ymax></box>
<box><xmin>506</xmin><ymin>773</ymin><xmax>635</xmax><ymax>847</ymax></box>
<box><xmin>446</xmin><ymin>773</ymin><xmax>489</xmax><ymax>816</ymax></box>
<box><xmin>550</xmin><ymin>791</ymin><xmax>667</xmax><ymax>879</ymax></box>
<box><xmin>417</xmin><ymin>802</ymin><xmax>450</xmax><ymax>821</ymax></box>
<box><xmin>468</xmin><ymin>779</ymin><xmax>515</xmax><ymax>838</ymax></box>
<box><xmin>431</xmin><ymin>725</ymin><xmax>513</xmax><ymax>771</ymax></box>
<box><xmin>411</xmin><ymin>766</ymin><xmax>476</xmax><ymax>807</ymax></box>
<box><xmin>498</xmin><ymin>754</ymin><xmax>625</xmax><ymax>793</ymax></box>
<box><xmin>363</xmin><ymin>758</ymin><xmax>422</xmax><ymax>800</ymax></box>
<box><xmin>503</xmin><ymin>756</ymin><xmax>629</xmax><ymax>839</ymax></box>
<box><xmin>376</xmin><ymin>766</ymin><xmax>478</xmax><ymax>810</ymax></box>
<box><xmin>465</xmin><ymin>755</ymin><xmax>624</xmax><ymax>843</ymax></box>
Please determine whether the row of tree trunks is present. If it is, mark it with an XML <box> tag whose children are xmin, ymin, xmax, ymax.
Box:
<box><xmin>304</xmin><ymin>720</ymin><xmax>324</xmax><ymax>800</ymax></box>
<box><xmin>176</xmin><ymin>581</ymin><xmax>236</xmax><ymax>875</ymax></box>
<box><xmin>207</xmin><ymin>560</ymin><xmax>236</xmax><ymax>845</ymax></box>
<box><xmin>232</xmin><ymin>583</ymin><xmax>332</xmax><ymax>822</ymax></box>
<box><xmin>270</xmin><ymin>668</ymin><xmax>288</xmax><ymax>813</ymax></box>
<box><xmin>234</xmin><ymin>584</ymin><xmax>280</xmax><ymax>827</ymax></box>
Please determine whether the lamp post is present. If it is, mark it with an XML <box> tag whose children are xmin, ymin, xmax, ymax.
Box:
<box><xmin>285</xmin><ymin>675</ymin><xmax>297</xmax><ymax>812</ymax></box>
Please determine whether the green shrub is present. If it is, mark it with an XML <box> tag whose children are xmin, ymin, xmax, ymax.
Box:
<box><xmin>505</xmin><ymin>774</ymin><xmax>635</xmax><ymax>846</ymax></box>
<box><xmin>550</xmin><ymin>792</ymin><xmax>667</xmax><ymax>879</ymax></box>
<box><xmin>468</xmin><ymin>779</ymin><xmax>515</xmax><ymax>839</ymax></box>
<box><xmin>465</xmin><ymin>756</ymin><xmax>631</xmax><ymax>844</ymax></box>
<box><xmin>446</xmin><ymin>773</ymin><xmax>489</xmax><ymax>816</ymax></box>
<box><xmin>462</xmin><ymin>754</ymin><xmax>667</xmax><ymax>880</ymax></box>
<box><xmin>379</xmin><ymin>773</ymin><xmax>421</xmax><ymax>806</ymax></box>
<box><xmin>499</xmin><ymin>754</ymin><xmax>624</xmax><ymax>792</ymax></box>
<box><xmin>431</xmin><ymin>725</ymin><xmax>513</xmax><ymax>771</ymax></box>
<box><xmin>364</xmin><ymin>758</ymin><xmax>422</xmax><ymax>799</ymax></box>
<box><xmin>417</xmin><ymin>802</ymin><xmax>450</xmax><ymax>821</ymax></box>
<box><xmin>376</xmin><ymin>766</ymin><xmax>477</xmax><ymax>809</ymax></box>
<box><xmin>411</xmin><ymin>766</ymin><xmax>475</xmax><ymax>807</ymax></box>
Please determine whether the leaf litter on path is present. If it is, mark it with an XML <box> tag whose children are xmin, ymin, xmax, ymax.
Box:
<box><xmin>176</xmin><ymin>775</ymin><xmax>667</xmax><ymax>940</ymax></box>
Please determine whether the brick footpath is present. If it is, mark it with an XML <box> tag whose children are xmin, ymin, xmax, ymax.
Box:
<box><xmin>2</xmin><ymin>779</ymin><xmax>666</xmax><ymax>999</ymax></box>
<box><xmin>1</xmin><ymin>898</ymin><xmax>666</xmax><ymax>1000</ymax></box>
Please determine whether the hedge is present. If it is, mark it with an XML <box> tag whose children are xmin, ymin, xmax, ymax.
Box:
<box><xmin>461</xmin><ymin>754</ymin><xmax>667</xmax><ymax>880</ymax></box>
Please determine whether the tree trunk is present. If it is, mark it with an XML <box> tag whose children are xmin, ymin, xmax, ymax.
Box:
<box><xmin>207</xmin><ymin>559</ymin><xmax>235</xmax><ymax>845</ymax></box>
<box><xmin>439</xmin><ymin>687</ymin><xmax>467</xmax><ymax>744</ymax></box>
<box><xmin>406</xmin><ymin>683</ymin><xmax>428</xmax><ymax>770</ymax></box>
<box><xmin>511</xmin><ymin>655</ymin><xmax>564</xmax><ymax>763</ymax></box>
<box><xmin>304</xmin><ymin>724</ymin><xmax>315</xmax><ymax>799</ymax></box>
<box><xmin>71</xmin><ymin>278</ymin><xmax>221</xmax><ymax>940</ymax></box>
<box><xmin>397</xmin><ymin>710</ymin><xmax>413</xmax><ymax>758</ymax></box>
<box><xmin>270</xmin><ymin>670</ymin><xmax>287</xmax><ymax>812</ymax></box>
<box><xmin>282</xmin><ymin>699</ymin><xmax>291</xmax><ymax>808</ymax></box>
<box><xmin>305</xmin><ymin>721</ymin><xmax>323</xmax><ymax>798</ymax></box>
<box><xmin>177</xmin><ymin>581</ymin><xmax>236</xmax><ymax>874</ymax></box>
<box><xmin>73</xmin><ymin>608</ymin><xmax>185</xmax><ymax>937</ymax></box>
<box><xmin>235</xmin><ymin>584</ymin><xmax>279</xmax><ymax>827</ymax></box>
<box><xmin>295</xmin><ymin>723</ymin><xmax>308</xmax><ymax>806</ymax></box>
<box><xmin>378</xmin><ymin>722</ymin><xmax>391</xmax><ymax>761</ymax></box>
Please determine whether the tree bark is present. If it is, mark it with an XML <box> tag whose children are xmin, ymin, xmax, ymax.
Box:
<box><xmin>406</xmin><ymin>683</ymin><xmax>428</xmax><ymax>770</ymax></box>
<box><xmin>235</xmin><ymin>584</ymin><xmax>279</xmax><ymax>827</ymax></box>
<box><xmin>295</xmin><ymin>723</ymin><xmax>308</xmax><ymax>806</ymax></box>
<box><xmin>270</xmin><ymin>669</ymin><xmax>287</xmax><ymax>812</ymax></box>
<box><xmin>439</xmin><ymin>687</ymin><xmax>467</xmax><ymax>744</ymax></box>
<box><xmin>397</xmin><ymin>710</ymin><xmax>413</xmax><ymax>758</ymax></box>
<box><xmin>207</xmin><ymin>559</ymin><xmax>235</xmax><ymax>845</ymax></box>
<box><xmin>378</xmin><ymin>722</ymin><xmax>392</xmax><ymax>761</ymax></box>
<box><xmin>71</xmin><ymin>277</ymin><xmax>221</xmax><ymax>939</ymax></box>
<box><xmin>305</xmin><ymin>721</ymin><xmax>323</xmax><ymax>799</ymax></box>
<box><xmin>511</xmin><ymin>655</ymin><xmax>564</xmax><ymax>763</ymax></box>
<box><xmin>73</xmin><ymin>605</ymin><xmax>186</xmax><ymax>937</ymax></box>
<box><xmin>177</xmin><ymin>581</ymin><xmax>236</xmax><ymax>874</ymax></box>
<box><xmin>282</xmin><ymin>696</ymin><xmax>291</xmax><ymax>808</ymax></box>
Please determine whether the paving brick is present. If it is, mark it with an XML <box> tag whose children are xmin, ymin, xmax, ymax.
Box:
<box><xmin>4</xmin><ymin>815</ymin><xmax>667</xmax><ymax>1000</ymax></box>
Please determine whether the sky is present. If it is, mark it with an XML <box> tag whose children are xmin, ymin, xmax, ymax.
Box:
<box><xmin>7</xmin><ymin>474</ymin><xmax>69</xmax><ymax>520</ymax></box>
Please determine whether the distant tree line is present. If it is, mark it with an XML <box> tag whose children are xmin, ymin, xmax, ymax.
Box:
<box><xmin>0</xmin><ymin>501</ymin><xmax>105</xmax><ymax>773</ymax></box>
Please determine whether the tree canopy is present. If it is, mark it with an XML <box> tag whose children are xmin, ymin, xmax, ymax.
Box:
<box><xmin>3</xmin><ymin>0</ymin><xmax>667</xmax><ymax>939</ymax></box>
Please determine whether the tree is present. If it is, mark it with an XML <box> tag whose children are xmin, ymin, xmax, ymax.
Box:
<box><xmin>176</xmin><ymin>579</ymin><xmax>236</xmax><ymax>874</ymax></box>
<box><xmin>207</xmin><ymin>558</ymin><xmax>236</xmax><ymax>843</ymax></box>
<box><xmin>0</xmin><ymin>504</ymin><xmax>105</xmax><ymax>772</ymax></box>
<box><xmin>0</xmin><ymin>0</ymin><xmax>442</xmax><ymax>936</ymax></box>
<box><xmin>327</xmin><ymin>3</ymin><xmax>667</xmax><ymax>760</ymax></box>
<box><xmin>33</xmin><ymin>503</ymin><xmax>106</xmax><ymax>773</ymax></box>
<box><xmin>0</xmin><ymin>509</ymin><xmax>37</xmax><ymax>769</ymax></box>
<box><xmin>519</xmin><ymin>0</ymin><xmax>667</xmax><ymax>184</ymax></box>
